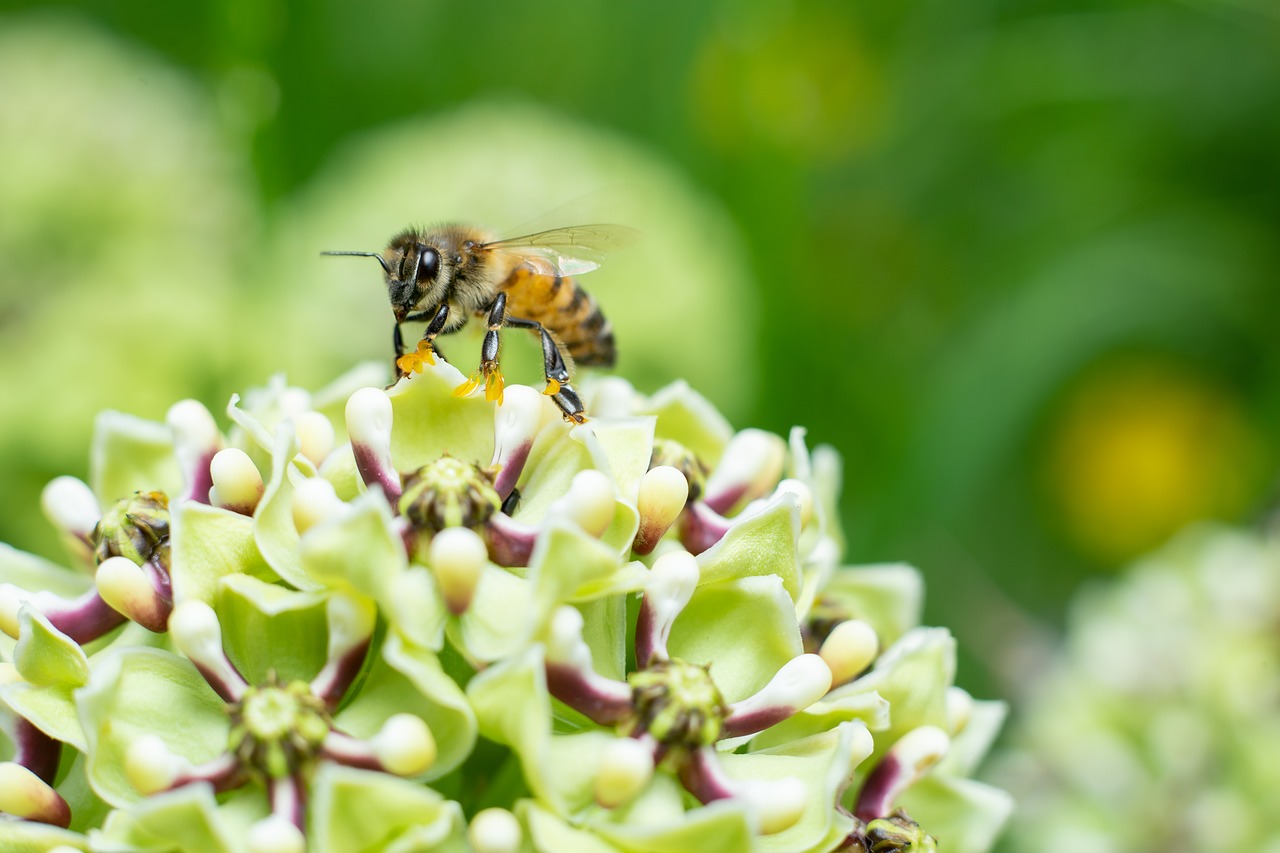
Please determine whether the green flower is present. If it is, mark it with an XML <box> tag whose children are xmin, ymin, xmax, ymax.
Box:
<box><xmin>996</xmin><ymin>525</ymin><xmax>1280</xmax><ymax>852</ymax></box>
<box><xmin>2</xmin><ymin>363</ymin><xmax>1009</xmax><ymax>852</ymax></box>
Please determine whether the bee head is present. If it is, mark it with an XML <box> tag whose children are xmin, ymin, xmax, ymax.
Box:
<box><xmin>322</xmin><ymin>233</ymin><xmax>446</xmax><ymax>320</ymax></box>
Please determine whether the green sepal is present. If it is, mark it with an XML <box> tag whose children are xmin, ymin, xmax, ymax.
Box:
<box><xmin>592</xmin><ymin>786</ymin><xmax>758</xmax><ymax>853</ymax></box>
<box><xmin>299</xmin><ymin>490</ymin><xmax>407</xmax><ymax>605</ymax></box>
<box><xmin>639</xmin><ymin>379</ymin><xmax>734</xmax><ymax>470</ymax></box>
<box><xmin>667</xmin><ymin>575</ymin><xmax>804</xmax><ymax>704</ymax></box>
<box><xmin>94</xmin><ymin>783</ymin><xmax>256</xmax><ymax>853</ymax></box>
<box><xmin>576</xmin><ymin>417</ymin><xmax>656</xmax><ymax>505</ymax></box>
<box><xmin>0</xmin><ymin>822</ymin><xmax>89</xmax><ymax>853</ymax></box>
<box><xmin>937</xmin><ymin>700</ymin><xmax>1007</xmax><ymax>778</ymax></box>
<box><xmin>90</xmin><ymin>410</ymin><xmax>181</xmax><ymax>507</ymax></box>
<box><xmin>720</xmin><ymin>722</ymin><xmax>873</xmax><ymax>852</ymax></box>
<box><xmin>252</xmin><ymin>427</ymin><xmax>318</xmax><ymax>590</ymax></box>
<box><xmin>746</xmin><ymin>688</ymin><xmax>890</xmax><ymax>752</ymax></box>
<box><xmin>169</xmin><ymin>500</ymin><xmax>272</xmax><ymax>605</ymax></box>
<box><xmin>522</xmin><ymin>799</ymin><xmax>623</xmax><ymax>853</ymax></box>
<box><xmin>308</xmin><ymin>763</ymin><xmax>467</xmax><ymax>853</ymax></box>
<box><xmin>696</xmin><ymin>495</ymin><xmax>803</xmax><ymax>601</ymax></box>
<box><xmin>811</xmin><ymin>563</ymin><xmax>924</xmax><ymax>648</ymax></box>
<box><xmin>512</xmin><ymin>423</ymin><xmax>592</xmax><ymax>525</ymax></box>
<box><xmin>14</xmin><ymin>605</ymin><xmax>89</xmax><ymax>687</ymax></box>
<box><xmin>386</xmin><ymin>360</ymin><xmax>495</xmax><ymax>473</ymax></box>
<box><xmin>898</xmin><ymin>775</ymin><xmax>1014</xmax><ymax>853</ymax></box>
<box><xmin>358</xmin><ymin>632</ymin><xmax>478</xmax><ymax>779</ymax></box>
<box><xmin>0</xmin><ymin>544</ymin><xmax>91</xmax><ymax>598</ymax></box>
<box><xmin>1</xmin><ymin>681</ymin><xmax>85</xmax><ymax>751</ymax></box>
<box><xmin>76</xmin><ymin>647</ymin><xmax>227</xmax><ymax>807</ymax></box>
<box><xmin>216</xmin><ymin>574</ymin><xmax>329</xmax><ymax>684</ymax></box>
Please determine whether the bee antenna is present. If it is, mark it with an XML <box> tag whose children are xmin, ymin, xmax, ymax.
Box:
<box><xmin>321</xmin><ymin>250</ymin><xmax>391</xmax><ymax>275</ymax></box>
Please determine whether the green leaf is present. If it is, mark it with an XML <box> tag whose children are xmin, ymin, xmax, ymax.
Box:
<box><xmin>387</xmin><ymin>361</ymin><xmax>495</xmax><ymax>473</ymax></box>
<box><xmin>170</xmin><ymin>500</ymin><xmax>272</xmax><ymax>605</ymax></box>
<box><xmin>89</xmin><ymin>410</ymin><xmax>182</xmax><ymax>506</ymax></box>
<box><xmin>14</xmin><ymin>605</ymin><xmax>89</xmax><ymax>687</ymax></box>
<box><xmin>696</xmin><ymin>496</ymin><xmax>802</xmax><ymax>600</ymax></box>
<box><xmin>308</xmin><ymin>763</ymin><xmax>466</xmax><ymax>853</ymax></box>
<box><xmin>667</xmin><ymin>575</ymin><xmax>803</xmax><ymax>704</ymax></box>
<box><xmin>76</xmin><ymin>647</ymin><xmax>228</xmax><ymax>807</ymax></box>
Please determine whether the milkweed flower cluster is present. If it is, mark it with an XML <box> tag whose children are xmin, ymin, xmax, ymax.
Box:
<box><xmin>996</xmin><ymin>525</ymin><xmax>1280</xmax><ymax>853</ymax></box>
<box><xmin>1</xmin><ymin>359</ymin><xmax>1010</xmax><ymax>852</ymax></box>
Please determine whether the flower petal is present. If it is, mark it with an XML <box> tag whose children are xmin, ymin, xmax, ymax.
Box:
<box><xmin>695</xmin><ymin>494</ymin><xmax>802</xmax><ymax>600</ymax></box>
<box><xmin>307</xmin><ymin>763</ymin><xmax>465</xmax><ymax>853</ymax></box>
<box><xmin>89</xmin><ymin>411</ymin><xmax>181</xmax><ymax>508</ymax></box>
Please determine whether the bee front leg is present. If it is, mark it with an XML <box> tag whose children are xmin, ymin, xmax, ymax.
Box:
<box><xmin>454</xmin><ymin>293</ymin><xmax>507</xmax><ymax>404</ymax></box>
<box><xmin>395</xmin><ymin>304</ymin><xmax>450</xmax><ymax>377</ymax></box>
<box><xmin>505</xmin><ymin>315</ymin><xmax>586</xmax><ymax>424</ymax></box>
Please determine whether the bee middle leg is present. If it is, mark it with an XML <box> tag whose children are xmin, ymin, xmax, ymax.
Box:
<box><xmin>454</xmin><ymin>293</ymin><xmax>507</xmax><ymax>404</ymax></box>
<box><xmin>504</xmin><ymin>315</ymin><xmax>587</xmax><ymax>424</ymax></box>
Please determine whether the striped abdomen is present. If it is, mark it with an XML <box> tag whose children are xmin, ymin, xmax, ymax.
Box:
<box><xmin>501</xmin><ymin>260</ymin><xmax>616</xmax><ymax>368</ymax></box>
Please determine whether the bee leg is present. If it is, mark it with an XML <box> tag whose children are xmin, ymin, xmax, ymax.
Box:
<box><xmin>395</xmin><ymin>304</ymin><xmax>450</xmax><ymax>377</ymax></box>
<box><xmin>506</xmin><ymin>315</ymin><xmax>587</xmax><ymax>424</ymax></box>
<box><xmin>454</xmin><ymin>294</ymin><xmax>507</xmax><ymax>404</ymax></box>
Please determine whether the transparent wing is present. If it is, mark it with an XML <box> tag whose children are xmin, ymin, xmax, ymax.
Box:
<box><xmin>481</xmin><ymin>224</ymin><xmax>641</xmax><ymax>276</ymax></box>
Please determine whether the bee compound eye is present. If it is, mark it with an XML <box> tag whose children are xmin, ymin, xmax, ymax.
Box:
<box><xmin>417</xmin><ymin>246</ymin><xmax>440</xmax><ymax>282</ymax></box>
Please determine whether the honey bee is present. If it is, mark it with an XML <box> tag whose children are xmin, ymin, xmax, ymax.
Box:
<box><xmin>324</xmin><ymin>223</ymin><xmax>635</xmax><ymax>423</ymax></box>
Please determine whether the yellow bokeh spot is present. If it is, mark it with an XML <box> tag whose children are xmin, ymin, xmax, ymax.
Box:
<box><xmin>1044</xmin><ymin>360</ymin><xmax>1265</xmax><ymax>565</ymax></box>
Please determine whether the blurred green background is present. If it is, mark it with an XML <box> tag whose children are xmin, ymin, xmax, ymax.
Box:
<box><xmin>2</xmin><ymin>0</ymin><xmax>1279</xmax><ymax>770</ymax></box>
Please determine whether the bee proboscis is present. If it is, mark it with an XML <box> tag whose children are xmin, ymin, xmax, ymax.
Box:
<box><xmin>324</xmin><ymin>222</ymin><xmax>636</xmax><ymax>423</ymax></box>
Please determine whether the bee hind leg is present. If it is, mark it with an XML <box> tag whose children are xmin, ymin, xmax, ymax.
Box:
<box><xmin>454</xmin><ymin>294</ymin><xmax>507</xmax><ymax>404</ymax></box>
<box><xmin>505</xmin><ymin>314</ymin><xmax>587</xmax><ymax>424</ymax></box>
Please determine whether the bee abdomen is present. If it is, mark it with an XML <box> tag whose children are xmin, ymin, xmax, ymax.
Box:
<box><xmin>504</xmin><ymin>266</ymin><xmax>617</xmax><ymax>368</ymax></box>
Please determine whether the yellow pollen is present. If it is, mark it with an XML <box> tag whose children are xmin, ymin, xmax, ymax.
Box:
<box><xmin>454</xmin><ymin>373</ymin><xmax>482</xmax><ymax>398</ymax></box>
<box><xmin>543</xmin><ymin>378</ymin><xmax>561</xmax><ymax>397</ymax></box>
<box><xmin>484</xmin><ymin>370</ymin><xmax>505</xmax><ymax>404</ymax></box>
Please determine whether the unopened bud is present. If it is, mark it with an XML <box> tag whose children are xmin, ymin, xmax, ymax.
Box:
<box><xmin>773</xmin><ymin>478</ymin><xmax>814</xmax><ymax>527</ymax></box>
<box><xmin>346</xmin><ymin>387</ymin><xmax>401</xmax><ymax>503</ymax></box>
<box><xmin>371</xmin><ymin>714</ymin><xmax>437</xmax><ymax>776</ymax></box>
<box><xmin>550</xmin><ymin>469</ymin><xmax>615</xmax><ymax>538</ymax></box>
<box><xmin>594</xmin><ymin>738</ymin><xmax>655</xmax><ymax>808</ymax></box>
<box><xmin>819</xmin><ymin>620</ymin><xmax>878</xmax><ymax>686</ymax></box>
<box><xmin>468</xmin><ymin>807</ymin><xmax>523</xmax><ymax>853</ymax></box>
<box><xmin>703</xmin><ymin>430</ymin><xmax>785</xmax><ymax>514</ymax></box>
<box><xmin>649</xmin><ymin>439</ymin><xmax>706</xmax><ymax>502</ymax></box>
<box><xmin>208</xmin><ymin>448</ymin><xmax>265</xmax><ymax>514</ymax></box>
<box><xmin>41</xmin><ymin>476</ymin><xmax>100</xmax><ymax>541</ymax></box>
<box><xmin>125</xmin><ymin>734</ymin><xmax>181</xmax><ymax>795</ymax></box>
<box><xmin>247</xmin><ymin>814</ymin><xmax>306</xmax><ymax>853</ymax></box>
<box><xmin>633</xmin><ymin>466</ymin><xmax>688</xmax><ymax>555</ymax></box>
<box><xmin>295</xmin><ymin>411</ymin><xmax>337</xmax><ymax>468</ymax></box>
<box><xmin>491</xmin><ymin>385</ymin><xmax>544</xmax><ymax>498</ymax></box>
<box><xmin>944</xmin><ymin>686</ymin><xmax>973</xmax><ymax>736</ymax></box>
<box><xmin>96</xmin><ymin>556</ymin><xmax>172</xmax><ymax>633</ymax></box>
<box><xmin>429</xmin><ymin>527</ymin><xmax>488</xmax><ymax>615</ymax></box>
<box><xmin>0</xmin><ymin>761</ymin><xmax>71</xmax><ymax>826</ymax></box>
<box><xmin>292</xmin><ymin>477</ymin><xmax>344</xmax><ymax>534</ymax></box>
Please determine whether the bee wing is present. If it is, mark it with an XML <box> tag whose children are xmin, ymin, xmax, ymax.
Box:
<box><xmin>481</xmin><ymin>224</ymin><xmax>640</xmax><ymax>276</ymax></box>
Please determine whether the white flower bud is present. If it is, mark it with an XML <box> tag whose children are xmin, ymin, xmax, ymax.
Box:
<box><xmin>124</xmin><ymin>734</ymin><xmax>181</xmax><ymax>795</ymax></box>
<box><xmin>292</xmin><ymin>476</ymin><xmax>344</xmax><ymax>534</ymax></box>
<box><xmin>545</xmin><ymin>605</ymin><xmax>589</xmax><ymax>667</ymax></box>
<box><xmin>738</xmin><ymin>776</ymin><xmax>808</xmax><ymax>835</ymax></box>
<box><xmin>594</xmin><ymin>737</ymin><xmax>655</xmax><ymax>808</ymax></box>
<box><xmin>247</xmin><ymin>814</ymin><xmax>306</xmax><ymax>853</ymax></box>
<box><xmin>945</xmin><ymin>686</ymin><xmax>974</xmax><ymax>736</ymax></box>
<box><xmin>703</xmin><ymin>429</ymin><xmax>786</xmax><ymax>514</ymax></box>
<box><xmin>0</xmin><ymin>761</ymin><xmax>70</xmax><ymax>826</ymax></box>
<box><xmin>96</xmin><ymin>556</ymin><xmax>169</xmax><ymax>632</ymax></box>
<box><xmin>730</xmin><ymin>654</ymin><xmax>832</xmax><ymax>723</ymax></box>
<box><xmin>169</xmin><ymin>600</ymin><xmax>245</xmax><ymax>699</ymax></box>
<box><xmin>208</xmin><ymin>448</ymin><xmax>266</xmax><ymax>514</ymax></box>
<box><xmin>468</xmin><ymin>807</ymin><xmax>523</xmax><ymax>853</ymax></box>
<box><xmin>773</xmin><ymin>478</ymin><xmax>814</xmax><ymax>527</ymax></box>
<box><xmin>0</xmin><ymin>584</ymin><xmax>26</xmax><ymax>638</ymax></box>
<box><xmin>634</xmin><ymin>466</ymin><xmax>688</xmax><ymax>555</ymax></box>
<box><xmin>893</xmin><ymin>725</ymin><xmax>950</xmax><ymax>778</ymax></box>
<box><xmin>371</xmin><ymin>713</ymin><xmax>437</xmax><ymax>777</ymax></box>
<box><xmin>345</xmin><ymin>387</ymin><xmax>400</xmax><ymax>501</ymax></box>
<box><xmin>429</xmin><ymin>527</ymin><xmax>488</xmax><ymax>615</ymax></box>
<box><xmin>819</xmin><ymin>620</ymin><xmax>879</xmax><ymax>687</ymax></box>
<box><xmin>491</xmin><ymin>385</ymin><xmax>544</xmax><ymax>497</ymax></box>
<box><xmin>40</xmin><ymin>475</ymin><xmax>100</xmax><ymax>539</ymax></box>
<box><xmin>550</xmin><ymin>469</ymin><xmax>615</xmax><ymax>538</ymax></box>
<box><xmin>295</xmin><ymin>411</ymin><xmax>336</xmax><ymax>467</ymax></box>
